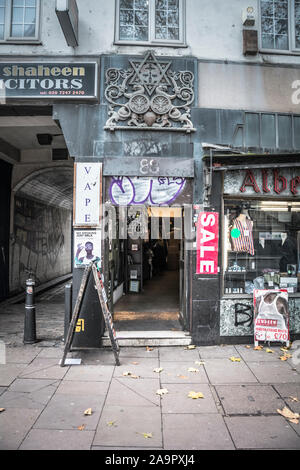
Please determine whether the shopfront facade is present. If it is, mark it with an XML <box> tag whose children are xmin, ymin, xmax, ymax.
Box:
<box><xmin>1</xmin><ymin>1</ymin><xmax>300</xmax><ymax>346</ymax></box>
<box><xmin>221</xmin><ymin>166</ymin><xmax>300</xmax><ymax>339</ymax></box>
<box><xmin>1</xmin><ymin>52</ymin><xmax>300</xmax><ymax>345</ymax></box>
<box><xmin>197</xmin><ymin>150</ymin><xmax>300</xmax><ymax>345</ymax></box>
<box><xmin>59</xmin><ymin>50</ymin><xmax>198</xmax><ymax>345</ymax></box>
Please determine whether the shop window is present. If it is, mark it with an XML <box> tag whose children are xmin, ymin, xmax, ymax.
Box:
<box><xmin>0</xmin><ymin>0</ymin><xmax>40</xmax><ymax>42</ymax></box>
<box><xmin>223</xmin><ymin>200</ymin><xmax>300</xmax><ymax>295</ymax></box>
<box><xmin>115</xmin><ymin>0</ymin><xmax>185</xmax><ymax>45</ymax></box>
<box><xmin>260</xmin><ymin>0</ymin><xmax>300</xmax><ymax>52</ymax></box>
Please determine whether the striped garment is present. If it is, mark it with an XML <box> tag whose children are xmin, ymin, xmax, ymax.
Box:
<box><xmin>231</xmin><ymin>217</ymin><xmax>255</xmax><ymax>256</ymax></box>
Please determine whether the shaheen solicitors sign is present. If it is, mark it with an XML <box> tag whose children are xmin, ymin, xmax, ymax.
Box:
<box><xmin>0</xmin><ymin>62</ymin><xmax>98</xmax><ymax>100</ymax></box>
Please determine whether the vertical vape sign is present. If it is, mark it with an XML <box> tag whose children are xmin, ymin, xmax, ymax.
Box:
<box><xmin>196</xmin><ymin>212</ymin><xmax>219</xmax><ymax>275</ymax></box>
<box><xmin>74</xmin><ymin>163</ymin><xmax>102</xmax><ymax>226</ymax></box>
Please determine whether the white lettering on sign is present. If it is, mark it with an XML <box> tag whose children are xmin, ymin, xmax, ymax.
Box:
<box><xmin>74</xmin><ymin>163</ymin><xmax>102</xmax><ymax>226</ymax></box>
<box><xmin>196</xmin><ymin>212</ymin><xmax>219</xmax><ymax>275</ymax></box>
<box><xmin>139</xmin><ymin>158</ymin><xmax>160</xmax><ymax>175</ymax></box>
<box><xmin>292</xmin><ymin>80</ymin><xmax>300</xmax><ymax>105</ymax></box>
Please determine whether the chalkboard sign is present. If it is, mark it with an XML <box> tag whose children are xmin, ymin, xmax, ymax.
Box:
<box><xmin>60</xmin><ymin>261</ymin><xmax>120</xmax><ymax>367</ymax></box>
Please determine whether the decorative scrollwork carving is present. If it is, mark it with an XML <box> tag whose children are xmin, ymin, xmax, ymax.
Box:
<box><xmin>104</xmin><ymin>51</ymin><xmax>195</xmax><ymax>133</ymax></box>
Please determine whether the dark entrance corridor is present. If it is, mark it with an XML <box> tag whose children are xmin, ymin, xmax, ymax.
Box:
<box><xmin>114</xmin><ymin>269</ymin><xmax>181</xmax><ymax>331</ymax></box>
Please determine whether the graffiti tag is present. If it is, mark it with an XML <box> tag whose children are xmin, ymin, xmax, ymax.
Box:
<box><xmin>234</xmin><ymin>303</ymin><xmax>253</xmax><ymax>328</ymax></box>
<box><xmin>109</xmin><ymin>176</ymin><xmax>186</xmax><ymax>206</ymax></box>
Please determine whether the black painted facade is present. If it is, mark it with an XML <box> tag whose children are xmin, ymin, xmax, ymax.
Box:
<box><xmin>53</xmin><ymin>54</ymin><xmax>300</xmax><ymax>345</ymax></box>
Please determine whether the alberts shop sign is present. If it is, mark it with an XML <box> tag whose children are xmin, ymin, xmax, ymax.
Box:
<box><xmin>224</xmin><ymin>168</ymin><xmax>300</xmax><ymax>196</ymax></box>
<box><xmin>0</xmin><ymin>62</ymin><xmax>98</xmax><ymax>100</ymax></box>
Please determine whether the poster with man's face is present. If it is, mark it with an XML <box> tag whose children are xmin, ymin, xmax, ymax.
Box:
<box><xmin>253</xmin><ymin>289</ymin><xmax>289</xmax><ymax>343</ymax></box>
<box><xmin>74</xmin><ymin>230</ymin><xmax>101</xmax><ymax>267</ymax></box>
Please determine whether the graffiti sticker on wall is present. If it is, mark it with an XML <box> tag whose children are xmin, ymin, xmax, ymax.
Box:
<box><xmin>109</xmin><ymin>176</ymin><xmax>186</xmax><ymax>206</ymax></box>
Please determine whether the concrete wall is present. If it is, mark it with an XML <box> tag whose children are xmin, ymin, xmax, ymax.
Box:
<box><xmin>10</xmin><ymin>194</ymin><xmax>72</xmax><ymax>294</ymax></box>
<box><xmin>198</xmin><ymin>62</ymin><xmax>300</xmax><ymax>113</ymax></box>
<box><xmin>9</xmin><ymin>162</ymin><xmax>73</xmax><ymax>295</ymax></box>
<box><xmin>1</xmin><ymin>1</ymin><xmax>299</xmax><ymax>116</ymax></box>
<box><xmin>0</xmin><ymin>0</ymin><xmax>298</xmax><ymax>65</ymax></box>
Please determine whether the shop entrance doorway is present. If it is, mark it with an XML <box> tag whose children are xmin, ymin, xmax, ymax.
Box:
<box><xmin>111</xmin><ymin>206</ymin><xmax>188</xmax><ymax>334</ymax></box>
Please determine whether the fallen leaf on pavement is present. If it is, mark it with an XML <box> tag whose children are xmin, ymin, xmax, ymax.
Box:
<box><xmin>254</xmin><ymin>346</ymin><xmax>263</xmax><ymax>350</ymax></box>
<box><xmin>156</xmin><ymin>388</ymin><xmax>168</xmax><ymax>396</ymax></box>
<box><xmin>289</xmin><ymin>396</ymin><xmax>299</xmax><ymax>403</ymax></box>
<box><xmin>265</xmin><ymin>348</ymin><xmax>274</xmax><ymax>353</ymax></box>
<box><xmin>153</xmin><ymin>367</ymin><xmax>163</xmax><ymax>373</ymax></box>
<box><xmin>107</xmin><ymin>421</ymin><xmax>117</xmax><ymax>427</ymax></box>
<box><xmin>195</xmin><ymin>361</ymin><xmax>205</xmax><ymax>365</ymax></box>
<box><xmin>185</xmin><ymin>345</ymin><xmax>196</xmax><ymax>350</ymax></box>
<box><xmin>131</xmin><ymin>362</ymin><xmax>139</xmax><ymax>365</ymax></box>
<box><xmin>142</xmin><ymin>433</ymin><xmax>153</xmax><ymax>439</ymax></box>
<box><xmin>188</xmin><ymin>367</ymin><xmax>199</xmax><ymax>372</ymax></box>
<box><xmin>229</xmin><ymin>357</ymin><xmax>241</xmax><ymax>362</ymax></box>
<box><xmin>122</xmin><ymin>371</ymin><xmax>140</xmax><ymax>378</ymax></box>
<box><xmin>84</xmin><ymin>408</ymin><xmax>93</xmax><ymax>416</ymax></box>
<box><xmin>279</xmin><ymin>355</ymin><xmax>288</xmax><ymax>361</ymax></box>
<box><xmin>177</xmin><ymin>375</ymin><xmax>188</xmax><ymax>379</ymax></box>
<box><xmin>277</xmin><ymin>406</ymin><xmax>300</xmax><ymax>424</ymax></box>
<box><xmin>283</xmin><ymin>353</ymin><xmax>292</xmax><ymax>358</ymax></box>
<box><xmin>77</xmin><ymin>424</ymin><xmax>85</xmax><ymax>431</ymax></box>
<box><xmin>0</xmin><ymin>408</ymin><xmax>5</xmax><ymax>413</ymax></box>
<box><xmin>188</xmin><ymin>391</ymin><xmax>204</xmax><ymax>399</ymax></box>
<box><xmin>245</xmin><ymin>345</ymin><xmax>251</xmax><ymax>349</ymax></box>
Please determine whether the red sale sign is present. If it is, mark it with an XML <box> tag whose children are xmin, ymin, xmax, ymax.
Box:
<box><xmin>196</xmin><ymin>212</ymin><xmax>219</xmax><ymax>275</ymax></box>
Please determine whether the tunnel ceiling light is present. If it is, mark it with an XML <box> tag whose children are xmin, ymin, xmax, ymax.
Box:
<box><xmin>36</xmin><ymin>134</ymin><xmax>53</xmax><ymax>146</ymax></box>
<box><xmin>36</xmin><ymin>133</ymin><xmax>63</xmax><ymax>146</ymax></box>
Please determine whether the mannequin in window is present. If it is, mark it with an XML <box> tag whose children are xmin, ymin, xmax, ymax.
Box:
<box><xmin>230</xmin><ymin>206</ymin><xmax>255</xmax><ymax>256</ymax></box>
<box><xmin>280</xmin><ymin>230</ymin><xmax>297</xmax><ymax>273</ymax></box>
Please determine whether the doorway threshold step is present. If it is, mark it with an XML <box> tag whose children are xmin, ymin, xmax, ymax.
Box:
<box><xmin>102</xmin><ymin>330</ymin><xmax>192</xmax><ymax>347</ymax></box>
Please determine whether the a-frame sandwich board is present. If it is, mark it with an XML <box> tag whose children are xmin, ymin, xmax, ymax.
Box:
<box><xmin>60</xmin><ymin>261</ymin><xmax>120</xmax><ymax>367</ymax></box>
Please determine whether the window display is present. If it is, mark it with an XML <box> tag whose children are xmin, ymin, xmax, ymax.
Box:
<box><xmin>224</xmin><ymin>200</ymin><xmax>300</xmax><ymax>295</ymax></box>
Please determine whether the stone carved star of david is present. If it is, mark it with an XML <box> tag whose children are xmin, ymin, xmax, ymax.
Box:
<box><xmin>129</xmin><ymin>50</ymin><xmax>172</xmax><ymax>96</ymax></box>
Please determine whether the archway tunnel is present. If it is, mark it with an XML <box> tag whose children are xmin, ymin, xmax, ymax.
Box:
<box><xmin>10</xmin><ymin>166</ymin><xmax>73</xmax><ymax>296</ymax></box>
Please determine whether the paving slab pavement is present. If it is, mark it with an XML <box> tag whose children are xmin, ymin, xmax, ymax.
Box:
<box><xmin>0</xmin><ymin>342</ymin><xmax>299</xmax><ymax>451</ymax></box>
<box><xmin>1</xmin><ymin>285</ymin><xmax>298</xmax><ymax>453</ymax></box>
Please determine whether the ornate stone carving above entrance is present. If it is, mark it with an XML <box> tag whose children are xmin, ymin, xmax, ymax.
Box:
<box><xmin>104</xmin><ymin>51</ymin><xmax>195</xmax><ymax>133</ymax></box>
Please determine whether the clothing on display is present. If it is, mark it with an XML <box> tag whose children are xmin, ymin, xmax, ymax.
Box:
<box><xmin>224</xmin><ymin>200</ymin><xmax>300</xmax><ymax>295</ymax></box>
<box><xmin>230</xmin><ymin>213</ymin><xmax>255</xmax><ymax>256</ymax></box>
<box><xmin>279</xmin><ymin>235</ymin><xmax>298</xmax><ymax>272</ymax></box>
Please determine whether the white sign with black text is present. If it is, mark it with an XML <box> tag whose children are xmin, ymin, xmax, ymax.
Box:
<box><xmin>74</xmin><ymin>162</ymin><xmax>102</xmax><ymax>226</ymax></box>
